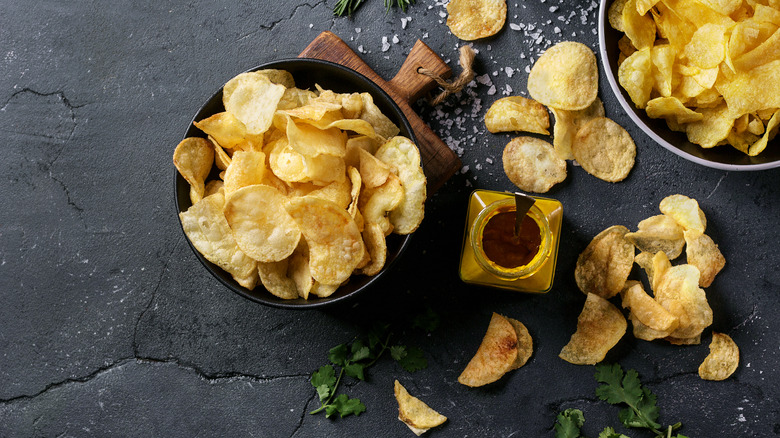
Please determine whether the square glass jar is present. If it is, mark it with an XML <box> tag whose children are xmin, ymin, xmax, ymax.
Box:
<box><xmin>459</xmin><ymin>190</ymin><xmax>563</xmax><ymax>293</ymax></box>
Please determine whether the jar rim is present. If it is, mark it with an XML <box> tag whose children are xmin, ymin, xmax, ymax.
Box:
<box><xmin>469</xmin><ymin>198</ymin><xmax>553</xmax><ymax>280</ymax></box>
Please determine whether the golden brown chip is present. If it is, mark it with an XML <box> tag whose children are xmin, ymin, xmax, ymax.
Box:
<box><xmin>223</xmin><ymin>184</ymin><xmax>301</xmax><ymax>263</ymax></box>
<box><xmin>654</xmin><ymin>264</ymin><xmax>713</xmax><ymax>339</ymax></box>
<box><xmin>684</xmin><ymin>230</ymin><xmax>726</xmax><ymax>287</ymax></box>
<box><xmin>698</xmin><ymin>332</ymin><xmax>739</xmax><ymax>381</ymax></box>
<box><xmin>575</xmin><ymin>225</ymin><xmax>635</xmax><ymax>299</ymax></box>
<box><xmin>528</xmin><ymin>41</ymin><xmax>599</xmax><ymax>111</ymax></box>
<box><xmin>506</xmin><ymin>318</ymin><xmax>533</xmax><ymax>370</ymax></box>
<box><xmin>625</xmin><ymin>214</ymin><xmax>686</xmax><ymax>259</ymax></box>
<box><xmin>572</xmin><ymin>117</ymin><xmax>636</xmax><ymax>183</ymax></box>
<box><xmin>359</xmin><ymin>173</ymin><xmax>404</xmax><ymax>236</ymax></box>
<box><xmin>659</xmin><ymin>194</ymin><xmax>707</xmax><ymax>236</ymax></box>
<box><xmin>502</xmin><ymin>137</ymin><xmax>567</xmax><ymax>193</ymax></box>
<box><xmin>622</xmin><ymin>0</ymin><xmax>656</xmax><ymax>49</ymax></box>
<box><xmin>458</xmin><ymin>313</ymin><xmax>519</xmax><ymax>387</ymax></box>
<box><xmin>485</xmin><ymin>96</ymin><xmax>550</xmax><ymax>135</ymax></box>
<box><xmin>223</xmin><ymin>149</ymin><xmax>267</xmax><ymax>197</ymax></box>
<box><xmin>394</xmin><ymin>380</ymin><xmax>448</xmax><ymax>436</ymax></box>
<box><xmin>359</xmin><ymin>93</ymin><xmax>400</xmax><ymax>139</ymax></box>
<box><xmin>257</xmin><ymin>259</ymin><xmax>299</xmax><ymax>300</ymax></box>
<box><xmin>358</xmin><ymin>223</ymin><xmax>387</xmax><ymax>277</ymax></box>
<box><xmin>222</xmin><ymin>72</ymin><xmax>286</xmax><ymax>135</ymax></box>
<box><xmin>446</xmin><ymin>0</ymin><xmax>507</xmax><ymax>41</ymax></box>
<box><xmin>618</xmin><ymin>48</ymin><xmax>653</xmax><ymax>109</ymax></box>
<box><xmin>179</xmin><ymin>193</ymin><xmax>258</xmax><ymax>289</ymax></box>
<box><xmin>622</xmin><ymin>282</ymin><xmax>679</xmax><ymax>333</ymax></box>
<box><xmin>285</xmin><ymin>196</ymin><xmax>365</xmax><ymax>287</ymax></box>
<box><xmin>173</xmin><ymin>137</ymin><xmax>215</xmax><ymax>205</ymax></box>
<box><xmin>550</xmin><ymin>98</ymin><xmax>605</xmax><ymax>160</ymax></box>
<box><xmin>289</xmin><ymin>242</ymin><xmax>313</xmax><ymax>299</ymax></box>
<box><xmin>608</xmin><ymin>0</ymin><xmax>628</xmax><ymax>32</ymax></box>
<box><xmin>194</xmin><ymin>112</ymin><xmax>248</xmax><ymax>150</ymax></box>
<box><xmin>559</xmin><ymin>293</ymin><xmax>627</xmax><ymax>365</ymax></box>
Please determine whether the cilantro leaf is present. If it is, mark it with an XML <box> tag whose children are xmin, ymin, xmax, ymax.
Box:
<box><xmin>554</xmin><ymin>409</ymin><xmax>584</xmax><ymax>438</ymax></box>
<box><xmin>328</xmin><ymin>344</ymin><xmax>349</xmax><ymax>367</ymax></box>
<box><xmin>396</xmin><ymin>346</ymin><xmax>427</xmax><ymax>372</ymax></box>
<box><xmin>412</xmin><ymin>308</ymin><xmax>440</xmax><ymax>332</ymax></box>
<box><xmin>597</xmin><ymin>427</ymin><xmax>630</xmax><ymax>438</ymax></box>
<box><xmin>311</xmin><ymin>365</ymin><xmax>336</xmax><ymax>390</ymax></box>
<box><xmin>315</xmin><ymin>384</ymin><xmax>332</xmax><ymax>402</ymax></box>
<box><xmin>344</xmin><ymin>363</ymin><xmax>366</xmax><ymax>381</ymax></box>
<box><xmin>595</xmin><ymin>364</ymin><xmax>663</xmax><ymax>431</ymax></box>
<box><xmin>390</xmin><ymin>345</ymin><xmax>407</xmax><ymax>361</ymax></box>
<box><xmin>328</xmin><ymin>394</ymin><xmax>366</xmax><ymax>418</ymax></box>
<box><xmin>350</xmin><ymin>344</ymin><xmax>371</xmax><ymax>363</ymax></box>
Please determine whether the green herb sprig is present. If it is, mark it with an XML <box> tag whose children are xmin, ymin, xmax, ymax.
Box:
<box><xmin>309</xmin><ymin>323</ymin><xmax>428</xmax><ymax>418</ymax></box>
<box><xmin>334</xmin><ymin>0</ymin><xmax>416</xmax><ymax>17</ymax></box>
<box><xmin>554</xmin><ymin>364</ymin><xmax>687</xmax><ymax>438</ymax></box>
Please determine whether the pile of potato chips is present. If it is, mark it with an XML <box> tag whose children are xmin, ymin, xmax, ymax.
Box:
<box><xmin>458</xmin><ymin>313</ymin><xmax>533</xmax><ymax>387</ymax></box>
<box><xmin>609</xmin><ymin>0</ymin><xmax>780</xmax><ymax>156</ymax></box>
<box><xmin>174</xmin><ymin>69</ymin><xmax>427</xmax><ymax>299</ymax></box>
<box><xmin>446</xmin><ymin>0</ymin><xmax>507</xmax><ymax>40</ymax></box>
<box><xmin>487</xmin><ymin>41</ymin><xmax>637</xmax><ymax>192</ymax></box>
<box><xmin>560</xmin><ymin>194</ymin><xmax>737</xmax><ymax>379</ymax></box>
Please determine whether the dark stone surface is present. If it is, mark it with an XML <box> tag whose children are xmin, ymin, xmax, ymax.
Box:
<box><xmin>1</xmin><ymin>1</ymin><xmax>778</xmax><ymax>437</ymax></box>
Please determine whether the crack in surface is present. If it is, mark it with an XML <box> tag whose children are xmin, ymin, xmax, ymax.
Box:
<box><xmin>237</xmin><ymin>1</ymin><xmax>329</xmax><ymax>41</ymax></box>
<box><xmin>289</xmin><ymin>392</ymin><xmax>317</xmax><ymax>438</ymax></box>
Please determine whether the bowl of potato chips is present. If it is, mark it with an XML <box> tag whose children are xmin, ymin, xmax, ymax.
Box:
<box><xmin>174</xmin><ymin>59</ymin><xmax>427</xmax><ymax>308</ymax></box>
<box><xmin>599</xmin><ymin>0</ymin><xmax>780</xmax><ymax>169</ymax></box>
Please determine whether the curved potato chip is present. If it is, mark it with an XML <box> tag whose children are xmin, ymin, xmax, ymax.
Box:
<box><xmin>223</xmin><ymin>72</ymin><xmax>286</xmax><ymax>135</ymax></box>
<box><xmin>223</xmin><ymin>149</ymin><xmax>266</xmax><ymax>197</ymax></box>
<box><xmin>684</xmin><ymin>103</ymin><xmax>735</xmax><ymax>149</ymax></box>
<box><xmin>575</xmin><ymin>225</ymin><xmax>635</xmax><ymax>299</ymax></box>
<box><xmin>622</xmin><ymin>0</ymin><xmax>656</xmax><ymax>50</ymax></box>
<box><xmin>285</xmin><ymin>196</ymin><xmax>365</xmax><ymax>286</ymax></box>
<box><xmin>506</xmin><ymin>317</ymin><xmax>533</xmax><ymax>370</ymax></box>
<box><xmin>629</xmin><ymin>313</ymin><xmax>675</xmax><ymax>341</ymax></box>
<box><xmin>194</xmin><ymin>112</ymin><xmax>248</xmax><ymax>150</ymax></box>
<box><xmin>573</xmin><ymin>117</ymin><xmax>636</xmax><ymax>183</ymax></box>
<box><xmin>654</xmin><ymin>264</ymin><xmax>713</xmax><ymax>339</ymax></box>
<box><xmin>289</xmin><ymin>242</ymin><xmax>313</xmax><ymax>299</ymax></box>
<box><xmin>394</xmin><ymin>380</ymin><xmax>447</xmax><ymax>436</ymax></box>
<box><xmin>646</xmin><ymin>97</ymin><xmax>704</xmax><ymax>124</ymax></box>
<box><xmin>651</xmin><ymin>44</ymin><xmax>675</xmax><ymax>98</ymax></box>
<box><xmin>446</xmin><ymin>0</ymin><xmax>507</xmax><ymax>41</ymax></box>
<box><xmin>550</xmin><ymin>97</ymin><xmax>605</xmax><ymax>160</ymax></box>
<box><xmin>502</xmin><ymin>137</ymin><xmax>567</xmax><ymax>193</ymax></box>
<box><xmin>359</xmin><ymin>147</ymin><xmax>392</xmax><ymax>189</ymax></box>
<box><xmin>684</xmin><ymin>230</ymin><xmax>726</xmax><ymax>287</ymax></box>
<box><xmin>618</xmin><ymin>48</ymin><xmax>653</xmax><ymax>109</ymax></box>
<box><xmin>290</xmin><ymin>176</ymin><xmax>352</xmax><ymax>210</ymax></box>
<box><xmin>559</xmin><ymin>293</ymin><xmax>627</xmax><ymax>365</ymax></box>
<box><xmin>684</xmin><ymin>23</ymin><xmax>728</xmax><ymax>69</ymax></box>
<box><xmin>625</xmin><ymin>214</ymin><xmax>686</xmax><ymax>259</ymax></box>
<box><xmin>359</xmin><ymin>173</ymin><xmax>404</xmax><ymax>236</ymax></box>
<box><xmin>622</xmin><ymin>282</ymin><xmax>679</xmax><ymax>333</ymax></box>
<box><xmin>375</xmin><ymin>137</ymin><xmax>427</xmax><ymax>234</ymax></box>
<box><xmin>224</xmin><ymin>185</ymin><xmax>301</xmax><ymax>263</ymax></box>
<box><xmin>485</xmin><ymin>96</ymin><xmax>550</xmax><ymax>135</ymax></box>
<box><xmin>257</xmin><ymin>259</ymin><xmax>299</xmax><ymax>300</ymax></box>
<box><xmin>608</xmin><ymin>0</ymin><xmax>628</xmax><ymax>32</ymax></box>
<box><xmin>698</xmin><ymin>333</ymin><xmax>739</xmax><ymax>381</ymax></box>
<box><xmin>179</xmin><ymin>192</ymin><xmax>258</xmax><ymax>289</ymax></box>
<box><xmin>358</xmin><ymin>222</ymin><xmax>387</xmax><ymax>276</ymax></box>
<box><xmin>528</xmin><ymin>41</ymin><xmax>599</xmax><ymax>111</ymax></box>
<box><xmin>173</xmin><ymin>137</ymin><xmax>215</xmax><ymax>205</ymax></box>
<box><xmin>458</xmin><ymin>313</ymin><xmax>518</xmax><ymax>387</ymax></box>
<box><xmin>310</xmin><ymin>281</ymin><xmax>340</xmax><ymax>298</ymax></box>
<box><xmin>286</xmin><ymin>117</ymin><xmax>347</xmax><ymax>158</ymax></box>
<box><xmin>748</xmin><ymin>109</ymin><xmax>780</xmax><ymax>156</ymax></box>
<box><xmin>359</xmin><ymin>93</ymin><xmax>399</xmax><ymax>139</ymax></box>
<box><xmin>659</xmin><ymin>194</ymin><xmax>707</xmax><ymax>236</ymax></box>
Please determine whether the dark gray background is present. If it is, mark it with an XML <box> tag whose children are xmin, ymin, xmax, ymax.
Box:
<box><xmin>1</xmin><ymin>1</ymin><xmax>778</xmax><ymax>437</ymax></box>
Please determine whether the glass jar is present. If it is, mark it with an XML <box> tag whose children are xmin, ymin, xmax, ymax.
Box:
<box><xmin>459</xmin><ymin>190</ymin><xmax>563</xmax><ymax>293</ymax></box>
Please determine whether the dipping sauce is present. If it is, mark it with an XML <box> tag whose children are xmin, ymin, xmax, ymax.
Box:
<box><xmin>481</xmin><ymin>210</ymin><xmax>541</xmax><ymax>268</ymax></box>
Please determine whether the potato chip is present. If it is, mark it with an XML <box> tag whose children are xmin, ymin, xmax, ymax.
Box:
<box><xmin>210</xmin><ymin>137</ymin><xmax>232</xmax><ymax>171</ymax></box>
<box><xmin>651</xmin><ymin>44</ymin><xmax>675</xmax><ymax>98</ymax></box>
<box><xmin>625</xmin><ymin>214</ymin><xmax>686</xmax><ymax>259</ymax></box>
<box><xmin>749</xmin><ymin>109</ymin><xmax>780</xmax><ymax>156</ymax></box>
<box><xmin>289</xmin><ymin>243</ymin><xmax>313</xmax><ymax>299</ymax></box>
<box><xmin>684</xmin><ymin>103</ymin><xmax>735</xmax><ymax>148</ymax></box>
<box><xmin>179</xmin><ymin>192</ymin><xmax>258</xmax><ymax>289</ymax></box>
<box><xmin>622</xmin><ymin>282</ymin><xmax>679</xmax><ymax>333</ymax></box>
<box><xmin>286</xmin><ymin>117</ymin><xmax>347</xmax><ymax>158</ymax></box>
<box><xmin>358</xmin><ymin>223</ymin><xmax>387</xmax><ymax>276</ymax></box>
<box><xmin>223</xmin><ymin>72</ymin><xmax>286</xmax><ymax>135</ymax></box>
<box><xmin>223</xmin><ymin>185</ymin><xmax>301</xmax><ymax>263</ymax></box>
<box><xmin>257</xmin><ymin>259</ymin><xmax>299</xmax><ymax>300</ymax></box>
<box><xmin>654</xmin><ymin>264</ymin><xmax>713</xmax><ymax>339</ymax></box>
<box><xmin>575</xmin><ymin>225</ymin><xmax>635</xmax><ymax>299</ymax></box>
<box><xmin>446</xmin><ymin>0</ymin><xmax>507</xmax><ymax>41</ymax></box>
<box><xmin>203</xmin><ymin>179</ymin><xmax>224</xmax><ymax>198</ymax></box>
<box><xmin>684</xmin><ymin>23</ymin><xmax>728</xmax><ymax>69</ymax></box>
<box><xmin>285</xmin><ymin>196</ymin><xmax>365</xmax><ymax>286</ymax></box>
<box><xmin>550</xmin><ymin>98</ymin><xmax>605</xmax><ymax>160</ymax></box>
<box><xmin>310</xmin><ymin>281</ymin><xmax>341</xmax><ymax>298</ymax></box>
<box><xmin>194</xmin><ymin>112</ymin><xmax>248</xmax><ymax>150</ymax></box>
<box><xmin>394</xmin><ymin>380</ymin><xmax>447</xmax><ymax>436</ymax></box>
<box><xmin>506</xmin><ymin>317</ymin><xmax>533</xmax><ymax>370</ymax></box>
<box><xmin>650</xmin><ymin>250</ymin><xmax>672</xmax><ymax>292</ymax></box>
<box><xmin>359</xmin><ymin>173</ymin><xmax>404</xmax><ymax>236</ymax></box>
<box><xmin>698</xmin><ymin>333</ymin><xmax>739</xmax><ymax>381</ymax></box>
<box><xmin>223</xmin><ymin>150</ymin><xmax>266</xmax><ymax>197</ymax></box>
<box><xmin>559</xmin><ymin>293</ymin><xmax>627</xmax><ymax>365</ymax></box>
<box><xmin>359</xmin><ymin>93</ymin><xmax>400</xmax><ymax>139</ymax></box>
<box><xmin>375</xmin><ymin>137</ymin><xmax>427</xmax><ymax>234</ymax></box>
<box><xmin>630</xmin><ymin>313</ymin><xmax>675</xmax><ymax>341</ymax></box>
<box><xmin>646</xmin><ymin>97</ymin><xmax>704</xmax><ymax>124</ymax></box>
<box><xmin>359</xmin><ymin>147</ymin><xmax>392</xmax><ymax>189</ymax></box>
<box><xmin>684</xmin><ymin>230</ymin><xmax>726</xmax><ymax>287</ymax></box>
<box><xmin>608</xmin><ymin>0</ymin><xmax>628</xmax><ymax>32</ymax></box>
<box><xmin>528</xmin><ymin>41</ymin><xmax>599</xmax><ymax>111</ymax></box>
<box><xmin>174</xmin><ymin>137</ymin><xmax>215</xmax><ymax>205</ymax></box>
<box><xmin>618</xmin><ymin>48</ymin><xmax>653</xmax><ymax>109</ymax></box>
<box><xmin>502</xmin><ymin>137</ymin><xmax>567</xmax><ymax>193</ymax></box>
<box><xmin>659</xmin><ymin>194</ymin><xmax>707</xmax><ymax>236</ymax></box>
<box><xmin>622</xmin><ymin>0</ymin><xmax>656</xmax><ymax>50</ymax></box>
<box><xmin>573</xmin><ymin>117</ymin><xmax>636</xmax><ymax>183</ymax></box>
<box><xmin>485</xmin><ymin>96</ymin><xmax>550</xmax><ymax>135</ymax></box>
<box><xmin>458</xmin><ymin>313</ymin><xmax>519</xmax><ymax>387</ymax></box>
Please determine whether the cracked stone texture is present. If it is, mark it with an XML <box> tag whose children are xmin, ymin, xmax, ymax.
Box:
<box><xmin>1</xmin><ymin>0</ymin><xmax>779</xmax><ymax>437</ymax></box>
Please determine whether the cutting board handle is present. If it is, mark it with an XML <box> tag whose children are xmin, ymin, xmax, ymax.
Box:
<box><xmin>387</xmin><ymin>40</ymin><xmax>452</xmax><ymax>105</ymax></box>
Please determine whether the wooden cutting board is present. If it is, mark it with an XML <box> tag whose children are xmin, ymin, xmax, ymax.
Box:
<box><xmin>299</xmin><ymin>31</ymin><xmax>462</xmax><ymax>195</ymax></box>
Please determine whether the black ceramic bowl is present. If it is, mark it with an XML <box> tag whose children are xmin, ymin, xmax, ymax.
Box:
<box><xmin>598</xmin><ymin>0</ymin><xmax>780</xmax><ymax>170</ymax></box>
<box><xmin>174</xmin><ymin>59</ymin><xmax>416</xmax><ymax>309</ymax></box>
